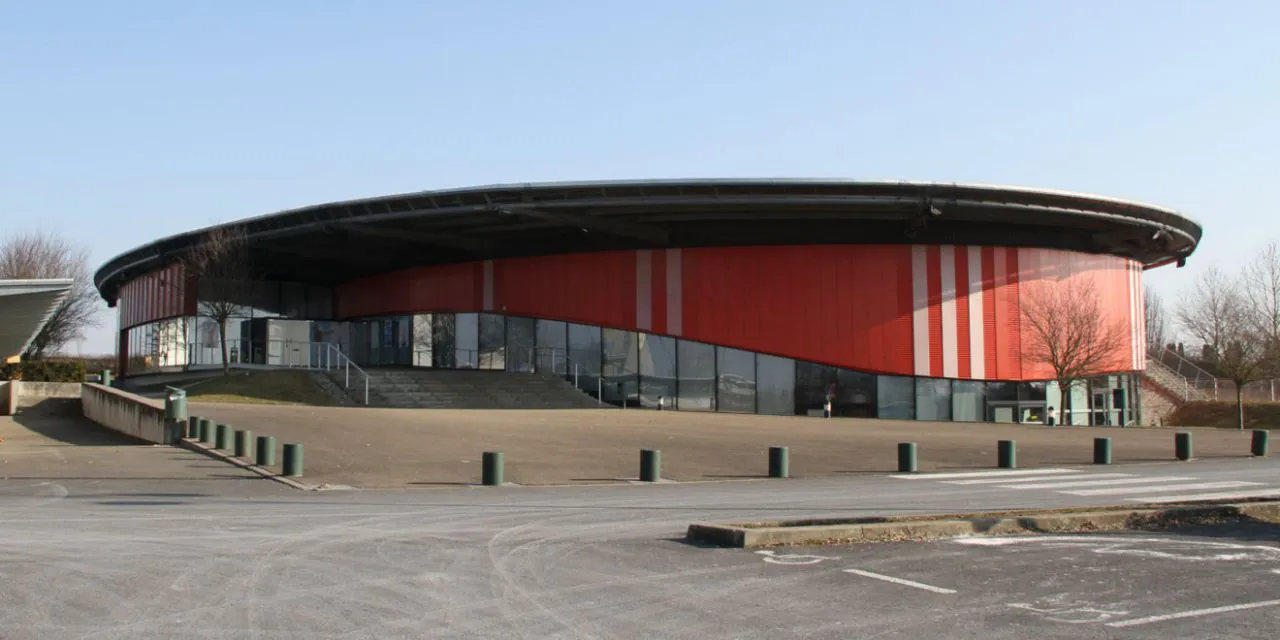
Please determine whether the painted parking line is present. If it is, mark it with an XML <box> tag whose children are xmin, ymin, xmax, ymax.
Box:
<box><xmin>1134</xmin><ymin>488</ymin><xmax>1280</xmax><ymax>503</ymax></box>
<box><xmin>890</xmin><ymin>468</ymin><xmax>1080</xmax><ymax>480</ymax></box>
<box><xmin>1063</xmin><ymin>481</ymin><xmax>1261</xmax><ymax>497</ymax></box>
<box><xmin>1105</xmin><ymin>599</ymin><xmax>1280</xmax><ymax>628</ymax></box>
<box><xmin>943</xmin><ymin>473</ymin><xmax>1122</xmax><ymax>485</ymax></box>
<box><xmin>843</xmin><ymin>569</ymin><xmax>957</xmax><ymax>594</ymax></box>
<box><xmin>1001</xmin><ymin>476</ymin><xmax>1194</xmax><ymax>490</ymax></box>
<box><xmin>957</xmin><ymin>473</ymin><xmax>1136</xmax><ymax>486</ymax></box>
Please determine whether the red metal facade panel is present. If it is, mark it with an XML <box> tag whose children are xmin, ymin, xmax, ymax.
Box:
<box><xmin>1015</xmin><ymin>248</ymin><xmax>1137</xmax><ymax>379</ymax></box>
<box><xmin>325</xmin><ymin>244</ymin><xmax>1141</xmax><ymax>381</ymax></box>
<box><xmin>955</xmin><ymin>246</ymin><xmax>972</xmax><ymax>380</ymax></box>
<box><xmin>925</xmin><ymin>246</ymin><xmax>943</xmax><ymax>378</ymax></box>
<box><xmin>494</xmin><ymin>252</ymin><xmax>636</xmax><ymax>328</ymax></box>
<box><xmin>678</xmin><ymin>245</ymin><xmax>914</xmax><ymax>374</ymax></box>
<box><xmin>116</xmin><ymin>264</ymin><xmax>188</xmax><ymax>331</ymax></box>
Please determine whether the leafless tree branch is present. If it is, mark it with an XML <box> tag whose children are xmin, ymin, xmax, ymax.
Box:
<box><xmin>1021</xmin><ymin>278</ymin><xmax>1129</xmax><ymax>423</ymax></box>
<box><xmin>0</xmin><ymin>231</ymin><xmax>101</xmax><ymax>358</ymax></box>
<box><xmin>180</xmin><ymin>226</ymin><xmax>252</xmax><ymax>375</ymax></box>
<box><xmin>1177</xmin><ymin>265</ymin><xmax>1267</xmax><ymax>429</ymax></box>
<box><xmin>1144</xmin><ymin>287</ymin><xmax>1167</xmax><ymax>354</ymax></box>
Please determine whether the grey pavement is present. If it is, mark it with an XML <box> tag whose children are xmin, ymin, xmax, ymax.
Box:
<box><xmin>1</xmin><ymin>457</ymin><xmax>1278</xmax><ymax>638</ymax></box>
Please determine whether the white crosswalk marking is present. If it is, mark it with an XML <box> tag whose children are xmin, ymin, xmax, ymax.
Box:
<box><xmin>889</xmin><ymin>469</ymin><xmax>1080</xmax><ymax>480</ymax></box>
<box><xmin>1132</xmin><ymin>488</ymin><xmax>1280</xmax><ymax>503</ymax></box>
<box><xmin>943</xmin><ymin>473</ymin><xmax>1121</xmax><ymax>485</ymax></box>
<box><xmin>1062</xmin><ymin>481</ymin><xmax>1262</xmax><ymax>497</ymax></box>
<box><xmin>1000</xmin><ymin>476</ymin><xmax>1194</xmax><ymax>490</ymax></box>
<box><xmin>891</xmin><ymin>467</ymin><xmax>1280</xmax><ymax>503</ymax></box>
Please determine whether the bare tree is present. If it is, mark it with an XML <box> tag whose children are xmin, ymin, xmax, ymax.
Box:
<box><xmin>1021</xmin><ymin>278</ymin><xmax>1129</xmax><ymax>425</ymax></box>
<box><xmin>1177</xmin><ymin>267</ymin><xmax>1266</xmax><ymax>429</ymax></box>
<box><xmin>1144</xmin><ymin>286</ymin><xmax>1167</xmax><ymax>354</ymax></box>
<box><xmin>1242</xmin><ymin>241</ymin><xmax>1280</xmax><ymax>376</ymax></box>
<box><xmin>180</xmin><ymin>226</ymin><xmax>252</xmax><ymax>375</ymax></box>
<box><xmin>1175</xmin><ymin>265</ymin><xmax>1236</xmax><ymax>363</ymax></box>
<box><xmin>0</xmin><ymin>231</ymin><xmax>101</xmax><ymax>358</ymax></box>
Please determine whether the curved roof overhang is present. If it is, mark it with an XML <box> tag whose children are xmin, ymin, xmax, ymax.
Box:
<box><xmin>94</xmin><ymin>179</ymin><xmax>1202</xmax><ymax>305</ymax></box>
<box><xmin>0</xmin><ymin>279</ymin><xmax>73</xmax><ymax>360</ymax></box>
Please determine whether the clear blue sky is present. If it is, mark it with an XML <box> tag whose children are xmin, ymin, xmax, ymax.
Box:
<box><xmin>2</xmin><ymin>1</ymin><xmax>1277</xmax><ymax>354</ymax></box>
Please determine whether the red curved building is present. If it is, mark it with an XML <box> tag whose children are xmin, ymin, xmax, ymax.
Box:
<box><xmin>95</xmin><ymin>180</ymin><xmax>1201</xmax><ymax>424</ymax></box>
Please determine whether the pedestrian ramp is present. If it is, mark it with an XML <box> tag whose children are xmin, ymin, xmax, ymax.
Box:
<box><xmin>889</xmin><ymin>468</ymin><xmax>1280</xmax><ymax>503</ymax></box>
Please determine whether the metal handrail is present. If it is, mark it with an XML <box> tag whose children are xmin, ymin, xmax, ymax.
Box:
<box><xmin>316</xmin><ymin>342</ymin><xmax>370</xmax><ymax>405</ymax></box>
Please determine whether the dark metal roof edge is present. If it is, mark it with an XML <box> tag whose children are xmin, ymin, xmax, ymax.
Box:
<box><xmin>94</xmin><ymin>178</ymin><xmax>1203</xmax><ymax>298</ymax></box>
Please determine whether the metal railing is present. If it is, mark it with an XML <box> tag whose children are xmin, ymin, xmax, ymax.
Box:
<box><xmin>313</xmin><ymin>342</ymin><xmax>370</xmax><ymax>405</ymax></box>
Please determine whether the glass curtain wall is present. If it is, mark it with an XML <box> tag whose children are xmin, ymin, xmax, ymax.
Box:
<box><xmin>915</xmin><ymin>378</ymin><xmax>952</xmax><ymax>421</ymax></box>
<box><xmin>478</xmin><ymin>313</ymin><xmax>506</xmax><ymax>370</ymax></box>
<box><xmin>535</xmin><ymin>320</ymin><xmax>567</xmax><ymax>374</ymax></box>
<box><xmin>756</xmin><ymin>354</ymin><xmax>795</xmax><ymax>416</ymax></box>
<box><xmin>876</xmin><ymin>375</ymin><xmax>915</xmax><ymax>420</ymax></box>
<box><xmin>676</xmin><ymin>339</ymin><xmax>715</xmax><ymax>411</ymax></box>
<box><xmin>951</xmin><ymin>381</ymin><xmax>986</xmax><ymax>422</ymax></box>
<box><xmin>567</xmin><ymin>323</ymin><xmax>602</xmax><ymax>395</ymax></box>
<box><xmin>716</xmin><ymin>347</ymin><xmax>756</xmax><ymax>413</ymax></box>
<box><xmin>505</xmin><ymin>317</ymin><xmax>535</xmax><ymax>373</ymax></box>
<box><xmin>602</xmin><ymin>328</ymin><xmax>639</xmax><ymax>406</ymax></box>
<box><xmin>639</xmin><ymin>334</ymin><xmax>677</xmax><ymax>408</ymax></box>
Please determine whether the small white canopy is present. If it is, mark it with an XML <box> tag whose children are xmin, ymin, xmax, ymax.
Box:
<box><xmin>0</xmin><ymin>279</ymin><xmax>74</xmax><ymax>361</ymax></box>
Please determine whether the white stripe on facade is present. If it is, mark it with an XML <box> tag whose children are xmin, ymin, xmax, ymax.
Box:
<box><xmin>911</xmin><ymin>245</ymin><xmax>931</xmax><ymax>376</ymax></box>
<box><xmin>482</xmin><ymin>260</ymin><xmax>494</xmax><ymax>311</ymax></box>
<box><xmin>967</xmin><ymin>246</ymin><xmax>985</xmax><ymax>379</ymax></box>
<box><xmin>666</xmin><ymin>249</ymin><xmax>682</xmax><ymax>336</ymax></box>
<box><xmin>939</xmin><ymin>245</ymin><xmax>959</xmax><ymax>378</ymax></box>
<box><xmin>636</xmin><ymin>250</ymin><xmax>652</xmax><ymax>331</ymax></box>
<box><xmin>1135</xmin><ymin>261</ymin><xmax>1146</xmax><ymax>369</ymax></box>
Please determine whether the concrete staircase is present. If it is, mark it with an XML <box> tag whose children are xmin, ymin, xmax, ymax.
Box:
<box><xmin>1142</xmin><ymin>356</ymin><xmax>1211</xmax><ymax>404</ymax></box>
<box><xmin>334</xmin><ymin>368</ymin><xmax>605</xmax><ymax>409</ymax></box>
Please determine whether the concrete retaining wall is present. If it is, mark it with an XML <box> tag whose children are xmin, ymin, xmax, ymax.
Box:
<box><xmin>1</xmin><ymin>381</ymin><xmax>82</xmax><ymax>415</ymax></box>
<box><xmin>80</xmin><ymin>383</ymin><xmax>169</xmax><ymax>444</ymax></box>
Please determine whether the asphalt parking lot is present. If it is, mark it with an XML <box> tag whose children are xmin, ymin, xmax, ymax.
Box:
<box><xmin>713</xmin><ymin>526</ymin><xmax>1280</xmax><ymax>638</ymax></box>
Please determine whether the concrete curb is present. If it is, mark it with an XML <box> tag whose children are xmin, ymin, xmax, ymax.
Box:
<box><xmin>686</xmin><ymin>500</ymin><xmax>1280</xmax><ymax>548</ymax></box>
<box><xmin>178</xmin><ymin>439</ymin><xmax>316</xmax><ymax>491</ymax></box>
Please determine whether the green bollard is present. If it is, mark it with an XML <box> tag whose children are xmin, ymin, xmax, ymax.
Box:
<box><xmin>282</xmin><ymin>443</ymin><xmax>303</xmax><ymax>477</ymax></box>
<box><xmin>214</xmin><ymin>424</ymin><xmax>231</xmax><ymax>450</ymax></box>
<box><xmin>1094</xmin><ymin>437</ymin><xmax>1113</xmax><ymax>465</ymax></box>
<box><xmin>255</xmin><ymin>436</ymin><xmax>276</xmax><ymax>466</ymax></box>
<box><xmin>101</xmin><ymin>369</ymin><xmax>112</xmax><ymax>387</ymax></box>
<box><xmin>187</xmin><ymin>416</ymin><xmax>200</xmax><ymax>439</ymax></box>
<box><xmin>482</xmin><ymin>451</ymin><xmax>504</xmax><ymax>486</ymax></box>
<box><xmin>1252</xmin><ymin>430</ymin><xmax>1270</xmax><ymax>457</ymax></box>
<box><xmin>768</xmin><ymin>446</ymin><xmax>790</xmax><ymax>479</ymax></box>
<box><xmin>898</xmin><ymin>442</ymin><xmax>919</xmax><ymax>473</ymax></box>
<box><xmin>640</xmin><ymin>449</ymin><xmax>662</xmax><ymax>482</ymax></box>
<box><xmin>998</xmin><ymin>440</ymin><xmax>1017</xmax><ymax>469</ymax></box>
<box><xmin>234</xmin><ymin>429</ymin><xmax>252</xmax><ymax>458</ymax></box>
<box><xmin>1176</xmin><ymin>431</ymin><xmax>1193</xmax><ymax>461</ymax></box>
<box><xmin>198</xmin><ymin>418</ymin><xmax>212</xmax><ymax>444</ymax></box>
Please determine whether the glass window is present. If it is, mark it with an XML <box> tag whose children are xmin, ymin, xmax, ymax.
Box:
<box><xmin>505</xmin><ymin>317</ymin><xmax>535</xmax><ymax>373</ymax></box>
<box><xmin>411</xmin><ymin>313</ymin><xmax>433</xmax><ymax>367</ymax></box>
<box><xmin>877</xmin><ymin>375</ymin><xmax>915</xmax><ymax>420</ymax></box>
<box><xmin>567</xmin><ymin>323</ymin><xmax>602</xmax><ymax>394</ymax></box>
<box><xmin>835</xmin><ymin>368</ymin><xmax>877</xmax><ymax>417</ymax></box>
<box><xmin>431</xmin><ymin>313</ymin><xmax>456</xmax><ymax>368</ymax></box>
<box><xmin>986</xmin><ymin>381</ymin><xmax>1019</xmax><ymax>423</ymax></box>
<box><xmin>1019</xmin><ymin>381</ymin><xmax>1048</xmax><ymax>424</ymax></box>
<box><xmin>602</xmin><ymin>328</ymin><xmax>638</xmax><ymax>406</ymax></box>
<box><xmin>478</xmin><ymin>314</ymin><xmax>506</xmax><ymax>370</ymax></box>
<box><xmin>716</xmin><ymin>347</ymin><xmax>756</xmax><ymax>413</ymax></box>
<box><xmin>535</xmin><ymin>319</ymin><xmax>567</xmax><ymax>374</ymax></box>
<box><xmin>638</xmin><ymin>334</ymin><xmax>677</xmax><ymax>408</ymax></box>
<box><xmin>794</xmin><ymin>361</ymin><xmax>835</xmax><ymax>416</ymax></box>
<box><xmin>915</xmin><ymin>378</ymin><xmax>952</xmax><ymax>421</ymax></box>
<box><xmin>951</xmin><ymin>381</ymin><xmax>986</xmax><ymax>422</ymax></box>
<box><xmin>756</xmin><ymin>354</ymin><xmax>795</xmax><ymax>416</ymax></box>
<box><xmin>454</xmin><ymin>313</ymin><xmax>479</xmax><ymax>368</ymax></box>
<box><xmin>676</xmin><ymin>339</ymin><xmax>715</xmax><ymax>411</ymax></box>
